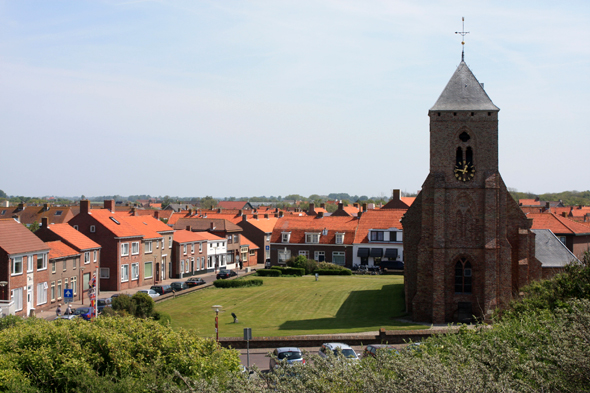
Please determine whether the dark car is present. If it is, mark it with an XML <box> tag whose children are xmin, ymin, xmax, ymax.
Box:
<box><xmin>185</xmin><ymin>277</ymin><xmax>206</xmax><ymax>287</ymax></box>
<box><xmin>74</xmin><ymin>306</ymin><xmax>95</xmax><ymax>321</ymax></box>
<box><xmin>170</xmin><ymin>281</ymin><xmax>189</xmax><ymax>292</ymax></box>
<box><xmin>96</xmin><ymin>298</ymin><xmax>112</xmax><ymax>313</ymax></box>
<box><xmin>150</xmin><ymin>284</ymin><xmax>173</xmax><ymax>295</ymax></box>
<box><xmin>216</xmin><ymin>269</ymin><xmax>238</xmax><ymax>280</ymax></box>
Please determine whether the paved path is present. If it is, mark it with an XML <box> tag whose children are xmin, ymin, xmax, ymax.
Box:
<box><xmin>36</xmin><ymin>264</ymin><xmax>264</xmax><ymax>320</ymax></box>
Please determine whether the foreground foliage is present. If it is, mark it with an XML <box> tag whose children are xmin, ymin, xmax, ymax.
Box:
<box><xmin>0</xmin><ymin>316</ymin><xmax>240</xmax><ymax>392</ymax></box>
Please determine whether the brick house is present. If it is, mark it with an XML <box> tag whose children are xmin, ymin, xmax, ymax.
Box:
<box><xmin>0</xmin><ymin>219</ymin><xmax>50</xmax><ymax>316</ymax></box>
<box><xmin>270</xmin><ymin>213</ymin><xmax>358</xmax><ymax>267</ymax></box>
<box><xmin>237</xmin><ymin>213</ymin><xmax>278</xmax><ymax>266</ymax></box>
<box><xmin>0</xmin><ymin>203</ymin><xmax>75</xmax><ymax>227</ymax></box>
<box><xmin>239</xmin><ymin>235</ymin><xmax>259</xmax><ymax>267</ymax></box>
<box><xmin>35</xmin><ymin>218</ymin><xmax>101</xmax><ymax>303</ymax></box>
<box><xmin>528</xmin><ymin>212</ymin><xmax>590</xmax><ymax>259</ymax></box>
<box><xmin>170</xmin><ymin>229</ymin><xmax>209</xmax><ymax>278</ymax></box>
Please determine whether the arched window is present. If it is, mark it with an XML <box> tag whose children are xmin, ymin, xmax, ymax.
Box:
<box><xmin>466</xmin><ymin>147</ymin><xmax>473</xmax><ymax>165</ymax></box>
<box><xmin>455</xmin><ymin>258</ymin><xmax>472</xmax><ymax>293</ymax></box>
<box><xmin>456</xmin><ymin>147</ymin><xmax>463</xmax><ymax>167</ymax></box>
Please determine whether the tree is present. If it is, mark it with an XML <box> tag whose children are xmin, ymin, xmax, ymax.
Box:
<box><xmin>27</xmin><ymin>221</ymin><xmax>40</xmax><ymax>232</ymax></box>
<box><xmin>0</xmin><ymin>189</ymin><xmax>6</xmax><ymax>198</ymax></box>
<box><xmin>200</xmin><ymin>196</ymin><xmax>217</xmax><ymax>210</ymax></box>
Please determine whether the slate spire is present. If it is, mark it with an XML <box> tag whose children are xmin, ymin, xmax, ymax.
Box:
<box><xmin>430</xmin><ymin>61</ymin><xmax>499</xmax><ymax>111</ymax></box>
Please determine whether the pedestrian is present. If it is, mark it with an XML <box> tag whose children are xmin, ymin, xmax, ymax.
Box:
<box><xmin>65</xmin><ymin>304</ymin><xmax>72</xmax><ymax>315</ymax></box>
<box><xmin>56</xmin><ymin>304</ymin><xmax>62</xmax><ymax>317</ymax></box>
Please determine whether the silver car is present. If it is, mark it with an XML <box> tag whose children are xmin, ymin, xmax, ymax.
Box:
<box><xmin>136</xmin><ymin>289</ymin><xmax>160</xmax><ymax>299</ymax></box>
<box><xmin>318</xmin><ymin>343</ymin><xmax>359</xmax><ymax>361</ymax></box>
<box><xmin>269</xmin><ymin>347</ymin><xmax>305</xmax><ymax>370</ymax></box>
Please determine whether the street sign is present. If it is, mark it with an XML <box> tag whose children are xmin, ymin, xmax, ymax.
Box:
<box><xmin>244</xmin><ymin>328</ymin><xmax>252</xmax><ymax>369</ymax></box>
<box><xmin>265</xmin><ymin>245</ymin><xmax>269</xmax><ymax>251</ymax></box>
<box><xmin>63</xmin><ymin>288</ymin><xmax>73</xmax><ymax>304</ymax></box>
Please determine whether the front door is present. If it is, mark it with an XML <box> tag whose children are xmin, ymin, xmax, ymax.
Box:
<box><xmin>155</xmin><ymin>263</ymin><xmax>160</xmax><ymax>283</ymax></box>
<box><xmin>26</xmin><ymin>284</ymin><xmax>33</xmax><ymax>316</ymax></box>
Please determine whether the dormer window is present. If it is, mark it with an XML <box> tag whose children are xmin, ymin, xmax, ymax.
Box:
<box><xmin>305</xmin><ymin>233</ymin><xmax>320</xmax><ymax>244</ymax></box>
<box><xmin>335</xmin><ymin>233</ymin><xmax>344</xmax><ymax>244</ymax></box>
<box><xmin>370</xmin><ymin>231</ymin><xmax>384</xmax><ymax>241</ymax></box>
<box><xmin>281</xmin><ymin>232</ymin><xmax>291</xmax><ymax>243</ymax></box>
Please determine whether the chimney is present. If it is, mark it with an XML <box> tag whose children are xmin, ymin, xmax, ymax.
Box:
<box><xmin>188</xmin><ymin>209</ymin><xmax>192</xmax><ymax>216</ymax></box>
<box><xmin>275</xmin><ymin>208</ymin><xmax>279</xmax><ymax>213</ymax></box>
<box><xmin>253</xmin><ymin>214</ymin><xmax>258</xmax><ymax>220</ymax></box>
<box><xmin>338</xmin><ymin>202</ymin><xmax>344</xmax><ymax>210</ymax></box>
<box><xmin>41</xmin><ymin>217</ymin><xmax>48</xmax><ymax>228</ymax></box>
<box><xmin>353</xmin><ymin>203</ymin><xmax>359</xmax><ymax>208</ymax></box>
<box><xmin>104</xmin><ymin>200</ymin><xmax>115</xmax><ymax>213</ymax></box>
<box><xmin>279</xmin><ymin>211</ymin><xmax>284</xmax><ymax>218</ymax></box>
<box><xmin>320</xmin><ymin>203</ymin><xmax>325</xmax><ymax>209</ymax></box>
<box><xmin>81</xmin><ymin>200</ymin><xmax>90</xmax><ymax>215</ymax></box>
<box><xmin>393</xmin><ymin>189</ymin><xmax>400</xmax><ymax>200</ymax></box>
<box><xmin>131</xmin><ymin>207</ymin><xmax>136</xmax><ymax>215</ymax></box>
<box><xmin>186</xmin><ymin>225</ymin><xmax>191</xmax><ymax>231</ymax></box>
<box><xmin>242</xmin><ymin>215</ymin><xmax>248</xmax><ymax>222</ymax></box>
<box><xmin>238</xmin><ymin>209</ymin><xmax>243</xmax><ymax>216</ymax></box>
<box><xmin>562</xmin><ymin>212</ymin><xmax>567</xmax><ymax>217</ymax></box>
<box><xmin>545</xmin><ymin>202</ymin><xmax>550</xmax><ymax>209</ymax></box>
<box><xmin>17</xmin><ymin>203</ymin><xmax>25</xmax><ymax>211</ymax></box>
<box><xmin>317</xmin><ymin>211</ymin><xmax>324</xmax><ymax>218</ymax></box>
<box><xmin>362</xmin><ymin>203</ymin><xmax>367</xmax><ymax>212</ymax></box>
<box><xmin>43</xmin><ymin>203</ymin><xmax>50</xmax><ymax>211</ymax></box>
<box><xmin>217</xmin><ymin>208</ymin><xmax>222</xmax><ymax>213</ymax></box>
<box><xmin>274</xmin><ymin>213</ymin><xmax>278</xmax><ymax>218</ymax></box>
<box><xmin>309</xmin><ymin>203</ymin><xmax>316</xmax><ymax>215</ymax></box>
<box><xmin>154</xmin><ymin>211</ymin><xmax>159</xmax><ymax>219</ymax></box>
<box><xmin>264</xmin><ymin>214</ymin><xmax>269</xmax><ymax>219</ymax></box>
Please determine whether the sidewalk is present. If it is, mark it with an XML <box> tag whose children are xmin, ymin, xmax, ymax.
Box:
<box><xmin>36</xmin><ymin>264</ymin><xmax>265</xmax><ymax>320</ymax></box>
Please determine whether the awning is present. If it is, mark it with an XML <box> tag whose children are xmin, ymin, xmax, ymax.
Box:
<box><xmin>384</xmin><ymin>248</ymin><xmax>398</xmax><ymax>259</ymax></box>
<box><xmin>370</xmin><ymin>248</ymin><xmax>383</xmax><ymax>257</ymax></box>
<box><xmin>357</xmin><ymin>248</ymin><xmax>370</xmax><ymax>257</ymax></box>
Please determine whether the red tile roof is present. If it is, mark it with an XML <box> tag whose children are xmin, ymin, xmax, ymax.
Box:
<box><xmin>240</xmin><ymin>235</ymin><xmax>259</xmax><ymax>250</ymax></box>
<box><xmin>173</xmin><ymin>218</ymin><xmax>242</xmax><ymax>232</ymax></box>
<box><xmin>121</xmin><ymin>216</ymin><xmax>165</xmax><ymax>239</ymax></box>
<box><xmin>354</xmin><ymin>209</ymin><xmax>406</xmax><ymax>243</ymax></box>
<box><xmin>85</xmin><ymin>210</ymin><xmax>143</xmax><ymax>238</ymax></box>
<box><xmin>0</xmin><ymin>219</ymin><xmax>49</xmax><ymax>255</ymax></box>
<box><xmin>241</xmin><ymin>216</ymin><xmax>278</xmax><ymax>233</ymax></box>
<box><xmin>44</xmin><ymin>223</ymin><xmax>101</xmax><ymax>251</ymax></box>
<box><xmin>519</xmin><ymin>199</ymin><xmax>540</xmax><ymax>206</ymax></box>
<box><xmin>528</xmin><ymin>212</ymin><xmax>590</xmax><ymax>235</ymax></box>
<box><xmin>401</xmin><ymin>197</ymin><xmax>415</xmax><ymax>206</ymax></box>
<box><xmin>271</xmin><ymin>216</ymin><xmax>358</xmax><ymax>244</ymax></box>
<box><xmin>173</xmin><ymin>229</ymin><xmax>217</xmax><ymax>244</ymax></box>
<box><xmin>217</xmin><ymin>201</ymin><xmax>252</xmax><ymax>210</ymax></box>
<box><xmin>47</xmin><ymin>240</ymin><xmax>79</xmax><ymax>260</ymax></box>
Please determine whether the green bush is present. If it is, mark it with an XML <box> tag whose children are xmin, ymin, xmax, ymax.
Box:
<box><xmin>111</xmin><ymin>294</ymin><xmax>135</xmax><ymax>315</ymax></box>
<box><xmin>282</xmin><ymin>267</ymin><xmax>305</xmax><ymax>276</ymax></box>
<box><xmin>132</xmin><ymin>292</ymin><xmax>155</xmax><ymax>318</ymax></box>
<box><xmin>317</xmin><ymin>261</ymin><xmax>346</xmax><ymax>270</ymax></box>
<box><xmin>270</xmin><ymin>266</ymin><xmax>285</xmax><ymax>271</ymax></box>
<box><xmin>256</xmin><ymin>269</ymin><xmax>282</xmax><ymax>277</ymax></box>
<box><xmin>315</xmin><ymin>269</ymin><xmax>352</xmax><ymax>275</ymax></box>
<box><xmin>152</xmin><ymin>311</ymin><xmax>172</xmax><ymax>326</ymax></box>
<box><xmin>213</xmin><ymin>279</ymin><xmax>263</xmax><ymax>288</ymax></box>
<box><xmin>287</xmin><ymin>255</ymin><xmax>317</xmax><ymax>274</ymax></box>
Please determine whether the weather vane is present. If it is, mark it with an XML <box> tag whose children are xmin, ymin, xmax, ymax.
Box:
<box><xmin>455</xmin><ymin>17</ymin><xmax>469</xmax><ymax>62</ymax></box>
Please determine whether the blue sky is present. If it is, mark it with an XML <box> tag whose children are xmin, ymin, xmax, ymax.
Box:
<box><xmin>1</xmin><ymin>1</ymin><xmax>588</xmax><ymax>198</ymax></box>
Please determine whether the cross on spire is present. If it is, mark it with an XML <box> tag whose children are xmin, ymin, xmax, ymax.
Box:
<box><xmin>455</xmin><ymin>17</ymin><xmax>469</xmax><ymax>62</ymax></box>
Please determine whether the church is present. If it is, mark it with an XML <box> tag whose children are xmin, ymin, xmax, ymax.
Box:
<box><xmin>401</xmin><ymin>56</ymin><xmax>542</xmax><ymax>324</ymax></box>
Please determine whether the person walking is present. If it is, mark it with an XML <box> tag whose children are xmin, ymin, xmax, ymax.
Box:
<box><xmin>56</xmin><ymin>304</ymin><xmax>62</xmax><ymax>317</ymax></box>
<box><xmin>65</xmin><ymin>304</ymin><xmax>72</xmax><ymax>315</ymax></box>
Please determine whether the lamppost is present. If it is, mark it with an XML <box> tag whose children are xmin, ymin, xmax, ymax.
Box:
<box><xmin>80</xmin><ymin>266</ymin><xmax>86</xmax><ymax>305</ymax></box>
<box><xmin>212</xmin><ymin>305</ymin><xmax>222</xmax><ymax>342</ymax></box>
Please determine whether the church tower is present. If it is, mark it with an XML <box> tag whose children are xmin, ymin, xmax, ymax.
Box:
<box><xmin>401</xmin><ymin>59</ymin><xmax>541</xmax><ymax>324</ymax></box>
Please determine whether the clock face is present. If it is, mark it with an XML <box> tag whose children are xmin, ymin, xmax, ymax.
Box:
<box><xmin>454</xmin><ymin>161</ymin><xmax>475</xmax><ymax>182</ymax></box>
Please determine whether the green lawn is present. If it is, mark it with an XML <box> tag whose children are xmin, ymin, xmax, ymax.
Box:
<box><xmin>155</xmin><ymin>275</ymin><xmax>425</xmax><ymax>337</ymax></box>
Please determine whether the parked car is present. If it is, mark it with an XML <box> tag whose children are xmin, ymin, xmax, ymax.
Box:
<box><xmin>318</xmin><ymin>343</ymin><xmax>359</xmax><ymax>362</ymax></box>
<box><xmin>96</xmin><ymin>298</ymin><xmax>112</xmax><ymax>313</ymax></box>
<box><xmin>137</xmin><ymin>289</ymin><xmax>161</xmax><ymax>299</ymax></box>
<box><xmin>170</xmin><ymin>281</ymin><xmax>189</xmax><ymax>292</ymax></box>
<box><xmin>269</xmin><ymin>347</ymin><xmax>305</xmax><ymax>370</ymax></box>
<box><xmin>151</xmin><ymin>284</ymin><xmax>173</xmax><ymax>295</ymax></box>
<box><xmin>185</xmin><ymin>277</ymin><xmax>206</xmax><ymax>287</ymax></box>
<box><xmin>363</xmin><ymin>344</ymin><xmax>399</xmax><ymax>358</ymax></box>
<box><xmin>55</xmin><ymin>314</ymin><xmax>79</xmax><ymax>321</ymax></box>
<box><xmin>73</xmin><ymin>306</ymin><xmax>95</xmax><ymax>321</ymax></box>
<box><xmin>216</xmin><ymin>269</ymin><xmax>238</xmax><ymax>280</ymax></box>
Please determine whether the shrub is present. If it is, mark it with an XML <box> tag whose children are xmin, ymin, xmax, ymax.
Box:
<box><xmin>213</xmin><ymin>279</ymin><xmax>263</xmax><ymax>288</ymax></box>
<box><xmin>317</xmin><ymin>262</ymin><xmax>346</xmax><ymax>270</ymax></box>
<box><xmin>256</xmin><ymin>269</ymin><xmax>282</xmax><ymax>277</ymax></box>
<box><xmin>270</xmin><ymin>266</ymin><xmax>285</xmax><ymax>271</ymax></box>
<box><xmin>111</xmin><ymin>294</ymin><xmax>135</xmax><ymax>315</ymax></box>
<box><xmin>152</xmin><ymin>311</ymin><xmax>172</xmax><ymax>326</ymax></box>
<box><xmin>287</xmin><ymin>255</ymin><xmax>317</xmax><ymax>274</ymax></box>
<box><xmin>315</xmin><ymin>269</ymin><xmax>352</xmax><ymax>276</ymax></box>
<box><xmin>132</xmin><ymin>292</ymin><xmax>155</xmax><ymax>318</ymax></box>
<box><xmin>282</xmin><ymin>267</ymin><xmax>305</xmax><ymax>276</ymax></box>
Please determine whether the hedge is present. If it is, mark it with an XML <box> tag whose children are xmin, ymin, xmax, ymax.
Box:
<box><xmin>314</xmin><ymin>269</ymin><xmax>352</xmax><ymax>276</ymax></box>
<box><xmin>282</xmin><ymin>267</ymin><xmax>305</xmax><ymax>276</ymax></box>
<box><xmin>213</xmin><ymin>279</ymin><xmax>263</xmax><ymax>288</ymax></box>
<box><xmin>256</xmin><ymin>269</ymin><xmax>282</xmax><ymax>277</ymax></box>
<box><xmin>270</xmin><ymin>266</ymin><xmax>285</xmax><ymax>271</ymax></box>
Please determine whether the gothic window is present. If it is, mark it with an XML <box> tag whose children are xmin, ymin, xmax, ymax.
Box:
<box><xmin>456</xmin><ymin>147</ymin><xmax>463</xmax><ymax>167</ymax></box>
<box><xmin>459</xmin><ymin>131</ymin><xmax>470</xmax><ymax>142</ymax></box>
<box><xmin>455</xmin><ymin>258</ymin><xmax>472</xmax><ymax>293</ymax></box>
<box><xmin>466</xmin><ymin>147</ymin><xmax>473</xmax><ymax>165</ymax></box>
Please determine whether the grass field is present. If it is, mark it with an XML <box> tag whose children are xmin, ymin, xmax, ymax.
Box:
<box><xmin>154</xmin><ymin>275</ymin><xmax>425</xmax><ymax>337</ymax></box>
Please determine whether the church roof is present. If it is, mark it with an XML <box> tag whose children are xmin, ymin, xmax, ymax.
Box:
<box><xmin>430</xmin><ymin>61</ymin><xmax>499</xmax><ymax>111</ymax></box>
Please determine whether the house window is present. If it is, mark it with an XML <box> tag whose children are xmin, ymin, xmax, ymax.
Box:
<box><xmin>145</xmin><ymin>262</ymin><xmax>153</xmax><ymax>278</ymax></box>
<box><xmin>131</xmin><ymin>263</ymin><xmax>139</xmax><ymax>280</ymax></box>
<box><xmin>156</xmin><ymin>240</ymin><xmax>159</xmax><ymax>249</ymax></box>
<box><xmin>299</xmin><ymin>250</ymin><xmax>309</xmax><ymax>258</ymax></box>
<box><xmin>51</xmin><ymin>261</ymin><xmax>56</xmax><ymax>273</ymax></box>
<box><xmin>50</xmin><ymin>282</ymin><xmax>55</xmax><ymax>301</ymax></box>
<box><xmin>168</xmin><ymin>236</ymin><xmax>172</xmax><ymax>248</ymax></box>
<box><xmin>278</xmin><ymin>249</ymin><xmax>291</xmax><ymax>264</ymax></box>
<box><xmin>180</xmin><ymin>260</ymin><xmax>185</xmax><ymax>273</ymax></box>
<box><xmin>250</xmin><ymin>250</ymin><xmax>256</xmax><ymax>256</ymax></box>
<box><xmin>227</xmin><ymin>235</ymin><xmax>232</xmax><ymax>244</ymax></box>
<box><xmin>90</xmin><ymin>225</ymin><xmax>96</xmax><ymax>233</ymax></box>
<box><xmin>191</xmin><ymin>243</ymin><xmax>195</xmax><ymax>254</ymax></box>
<box><xmin>12</xmin><ymin>287</ymin><xmax>23</xmax><ymax>312</ymax></box>
<box><xmin>64</xmin><ymin>278</ymin><xmax>69</xmax><ymax>290</ymax></box>
<box><xmin>455</xmin><ymin>258</ymin><xmax>472</xmax><ymax>294</ymax></box>
<box><xmin>266</xmin><ymin>234</ymin><xmax>271</xmax><ymax>242</ymax></box>
<box><xmin>37</xmin><ymin>254</ymin><xmax>47</xmax><ymax>270</ymax></box>
<box><xmin>93</xmin><ymin>250</ymin><xmax>97</xmax><ymax>262</ymax></box>
<box><xmin>305</xmin><ymin>233</ymin><xmax>320</xmax><ymax>244</ymax></box>
<box><xmin>27</xmin><ymin>255</ymin><xmax>34</xmax><ymax>272</ymax></box>
<box><xmin>36</xmin><ymin>282</ymin><xmax>47</xmax><ymax>305</ymax></box>
<box><xmin>559</xmin><ymin>236</ymin><xmax>566</xmax><ymax>245</ymax></box>
<box><xmin>370</xmin><ymin>231</ymin><xmax>384</xmax><ymax>241</ymax></box>
<box><xmin>332</xmin><ymin>251</ymin><xmax>345</xmax><ymax>266</ymax></box>
<box><xmin>57</xmin><ymin>280</ymin><xmax>62</xmax><ymax>300</ymax></box>
<box><xmin>11</xmin><ymin>256</ymin><xmax>23</xmax><ymax>275</ymax></box>
<box><xmin>201</xmin><ymin>257</ymin><xmax>205</xmax><ymax>270</ymax></box>
<box><xmin>207</xmin><ymin>256</ymin><xmax>213</xmax><ymax>269</ymax></box>
<box><xmin>131</xmin><ymin>242</ymin><xmax>139</xmax><ymax>255</ymax></box>
<box><xmin>227</xmin><ymin>253</ymin><xmax>233</xmax><ymax>263</ymax></box>
<box><xmin>63</xmin><ymin>259</ymin><xmax>67</xmax><ymax>271</ymax></box>
<box><xmin>389</xmin><ymin>231</ymin><xmax>398</xmax><ymax>242</ymax></box>
<box><xmin>186</xmin><ymin>260</ymin><xmax>190</xmax><ymax>273</ymax></box>
<box><xmin>73</xmin><ymin>257</ymin><xmax>77</xmax><ymax>269</ymax></box>
<box><xmin>335</xmin><ymin>233</ymin><xmax>344</xmax><ymax>244</ymax></box>
<box><xmin>85</xmin><ymin>252</ymin><xmax>90</xmax><ymax>264</ymax></box>
<box><xmin>281</xmin><ymin>232</ymin><xmax>291</xmax><ymax>243</ymax></box>
<box><xmin>314</xmin><ymin>251</ymin><xmax>325</xmax><ymax>262</ymax></box>
<box><xmin>100</xmin><ymin>268</ymin><xmax>110</xmax><ymax>279</ymax></box>
<box><xmin>199</xmin><ymin>242</ymin><xmax>203</xmax><ymax>253</ymax></box>
<box><xmin>241</xmin><ymin>247</ymin><xmax>248</xmax><ymax>263</ymax></box>
<box><xmin>233</xmin><ymin>234</ymin><xmax>239</xmax><ymax>243</ymax></box>
<box><xmin>121</xmin><ymin>264</ymin><xmax>129</xmax><ymax>282</ymax></box>
<box><xmin>183</xmin><ymin>245</ymin><xmax>187</xmax><ymax>255</ymax></box>
<box><xmin>121</xmin><ymin>243</ymin><xmax>129</xmax><ymax>256</ymax></box>
<box><xmin>145</xmin><ymin>241</ymin><xmax>152</xmax><ymax>254</ymax></box>
<box><xmin>72</xmin><ymin>276</ymin><xmax>77</xmax><ymax>296</ymax></box>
